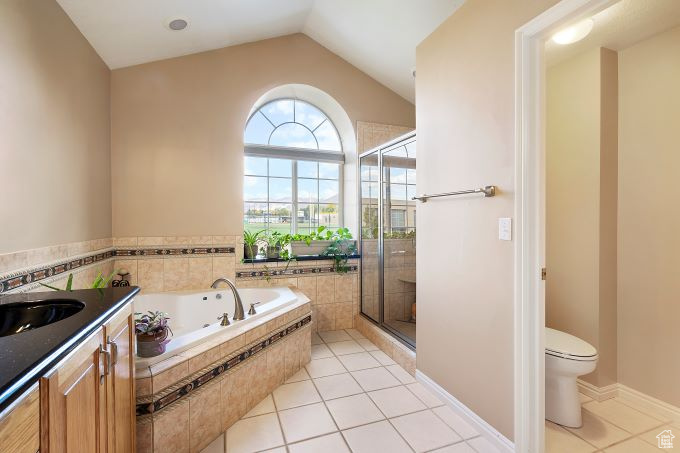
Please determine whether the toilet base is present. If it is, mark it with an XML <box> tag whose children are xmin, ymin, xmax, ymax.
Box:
<box><xmin>545</xmin><ymin>374</ymin><xmax>582</xmax><ymax>428</ymax></box>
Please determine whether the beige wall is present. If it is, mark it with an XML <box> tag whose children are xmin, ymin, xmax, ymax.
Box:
<box><xmin>545</xmin><ymin>48</ymin><xmax>618</xmax><ymax>387</ymax></box>
<box><xmin>0</xmin><ymin>0</ymin><xmax>112</xmax><ymax>254</ymax></box>
<box><xmin>618</xmin><ymin>26</ymin><xmax>680</xmax><ymax>406</ymax></box>
<box><xmin>111</xmin><ymin>33</ymin><xmax>415</xmax><ymax>238</ymax></box>
<box><xmin>415</xmin><ymin>0</ymin><xmax>558</xmax><ymax>440</ymax></box>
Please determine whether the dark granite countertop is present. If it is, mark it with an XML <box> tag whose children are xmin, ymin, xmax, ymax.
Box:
<box><xmin>241</xmin><ymin>253</ymin><xmax>360</xmax><ymax>264</ymax></box>
<box><xmin>0</xmin><ymin>286</ymin><xmax>139</xmax><ymax>413</ymax></box>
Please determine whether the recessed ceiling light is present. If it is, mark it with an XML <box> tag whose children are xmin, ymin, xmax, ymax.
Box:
<box><xmin>168</xmin><ymin>18</ymin><xmax>188</xmax><ymax>31</ymax></box>
<box><xmin>551</xmin><ymin>18</ymin><xmax>594</xmax><ymax>45</ymax></box>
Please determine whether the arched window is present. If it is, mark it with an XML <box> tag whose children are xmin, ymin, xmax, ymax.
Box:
<box><xmin>243</xmin><ymin>99</ymin><xmax>344</xmax><ymax>235</ymax></box>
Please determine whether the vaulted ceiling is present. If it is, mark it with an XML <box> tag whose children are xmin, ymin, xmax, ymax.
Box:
<box><xmin>55</xmin><ymin>0</ymin><xmax>465</xmax><ymax>102</ymax></box>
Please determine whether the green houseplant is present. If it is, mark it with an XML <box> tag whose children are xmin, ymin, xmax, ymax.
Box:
<box><xmin>243</xmin><ymin>229</ymin><xmax>264</xmax><ymax>260</ymax></box>
<box><xmin>39</xmin><ymin>270</ymin><xmax>118</xmax><ymax>291</ymax></box>
<box><xmin>320</xmin><ymin>227</ymin><xmax>357</xmax><ymax>273</ymax></box>
<box><xmin>135</xmin><ymin>311</ymin><xmax>172</xmax><ymax>357</ymax></box>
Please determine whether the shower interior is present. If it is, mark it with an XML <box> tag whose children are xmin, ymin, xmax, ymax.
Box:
<box><xmin>359</xmin><ymin>132</ymin><xmax>417</xmax><ymax>347</ymax></box>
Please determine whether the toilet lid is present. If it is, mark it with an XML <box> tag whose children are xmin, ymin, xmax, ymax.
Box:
<box><xmin>546</xmin><ymin>328</ymin><xmax>597</xmax><ymax>359</ymax></box>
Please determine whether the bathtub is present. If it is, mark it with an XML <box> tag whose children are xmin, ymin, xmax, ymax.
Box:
<box><xmin>134</xmin><ymin>286</ymin><xmax>299</xmax><ymax>368</ymax></box>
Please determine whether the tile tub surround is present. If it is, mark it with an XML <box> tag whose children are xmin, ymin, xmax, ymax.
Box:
<box><xmin>202</xmin><ymin>329</ymin><xmax>488</xmax><ymax>453</ymax></box>
<box><xmin>236</xmin><ymin>259</ymin><xmax>360</xmax><ymax>333</ymax></box>
<box><xmin>546</xmin><ymin>393</ymin><xmax>677</xmax><ymax>452</ymax></box>
<box><xmin>355</xmin><ymin>315</ymin><xmax>416</xmax><ymax>375</ymax></box>
<box><xmin>135</xmin><ymin>296</ymin><xmax>313</xmax><ymax>453</ymax></box>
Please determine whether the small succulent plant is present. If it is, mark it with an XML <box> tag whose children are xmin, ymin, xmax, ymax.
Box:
<box><xmin>134</xmin><ymin>311</ymin><xmax>172</xmax><ymax>336</ymax></box>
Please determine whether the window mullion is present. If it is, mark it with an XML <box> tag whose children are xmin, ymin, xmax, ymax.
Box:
<box><xmin>292</xmin><ymin>160</ymin><xmax>298</xmax><ymax>234</ymax></box>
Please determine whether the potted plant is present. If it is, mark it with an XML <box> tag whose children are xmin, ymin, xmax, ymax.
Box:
<box><xmin>135</xmin><ymin>311</ymin><xmax>172</xmax><ymax>358</ymax></box>
<box><xmin>265</xmin><ymin>231</ymin><xmax>282</xmax><ymax>259</ymax></box>
<box><xmin>40</xmin><ymin>270</ymin><xmax>118</xmax><ymax>291</ymax></box>
<box><xmin>243</xmin><ymin>229</ymin><xmax>264</xmax><ymax>260</ymax></box>
<box><xmin>290</xmin><ymin>226</ymin><xmax>357</xmax><ymax>257</ymax></box>
<box><xmin>320</xmin><ymin>227</ymin><xmax>358</xmax><ymax>273</ymax></box>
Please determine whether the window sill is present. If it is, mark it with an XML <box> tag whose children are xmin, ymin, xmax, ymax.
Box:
<box><xmin>241</xmin><ymin>254</ymin><xmax>360</xmax><ymax>264</ymax></box>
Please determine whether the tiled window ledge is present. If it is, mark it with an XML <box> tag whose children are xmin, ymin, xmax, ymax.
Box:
<box><xmin>241</xmin><ymin>254</ymin><xmax>360</xmax><ymax>264</ymax></box>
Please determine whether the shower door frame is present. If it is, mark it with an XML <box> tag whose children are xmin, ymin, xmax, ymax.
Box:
<box><xmin>358</xmin><ymin>131</ymin><xmax>417</xmax><ymax>350</ymax></box>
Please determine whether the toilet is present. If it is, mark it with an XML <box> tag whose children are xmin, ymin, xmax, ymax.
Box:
<box><xmin>545</xmin><ymin>328</ymin><xmax>598</xmax><ymax>428</ymax></box>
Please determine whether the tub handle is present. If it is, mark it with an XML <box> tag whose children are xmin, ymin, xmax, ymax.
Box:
<box><xmin>217</xmin><ymin>313</ymin><xmax>231</xmax><ymax>326</ymax></box>
<box><xmin>248</xmin><ymin>302</ymin><xmax>261</xmax><ymax>316</ymax></box>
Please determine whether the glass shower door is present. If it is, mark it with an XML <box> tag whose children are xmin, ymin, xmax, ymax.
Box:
<box><xmin>360</xmin><ymin>152</ymin><xmax>380</xmax><ymax>323</ymax></box>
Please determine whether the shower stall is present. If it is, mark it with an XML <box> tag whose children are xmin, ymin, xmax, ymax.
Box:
<box><xmin>359</xmin><ymin>132</ymin><xmax>417</xmax><ymax>348</ymax></box>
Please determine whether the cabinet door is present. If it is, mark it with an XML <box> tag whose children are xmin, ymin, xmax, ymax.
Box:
<box><xmin>41</xmin><ymin>327</ymin><xmax>105</xmax><ymax>453</ymax></box>
<box><xmin>104</xmin><ymin>304</ymin><xmax>135</xmax><ymax>453</ymax></box>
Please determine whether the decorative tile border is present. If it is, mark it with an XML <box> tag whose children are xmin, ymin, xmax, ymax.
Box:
<box><xmin>0</xmin><ymin>251</ymin><xmax>114</xmax><ymax>294</ymax></box>
<box><xmin>136</xmin><ymin>314</ymin><xmax>312</xmax><ymax>416</ymax></box>
<box><xmin>0</xmin><ymin>246</ymin><xmax>236</xmax><ymax>294</ymax></box>
<box><xmin>236</xmin><ymin>265</ymin><xmax>358</xmax><ymax>280</ymax></box>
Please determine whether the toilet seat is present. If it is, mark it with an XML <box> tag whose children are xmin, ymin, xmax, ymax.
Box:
<box><xmin>546</xmin><ymin>328</ymin><xmax>597</xmax><ymax>361</ymax></box>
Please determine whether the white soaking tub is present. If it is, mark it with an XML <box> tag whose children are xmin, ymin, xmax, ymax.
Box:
<box><xmin>134</xmin><ymin>286</ymin><xmax>299</xmax><ymax>368</ymax></box>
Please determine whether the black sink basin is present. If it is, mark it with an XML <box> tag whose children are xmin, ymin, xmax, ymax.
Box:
<box><xmin>0</xmin><ymin>300</ymin><xmax>85</xmax><ymax>337</ymax></box>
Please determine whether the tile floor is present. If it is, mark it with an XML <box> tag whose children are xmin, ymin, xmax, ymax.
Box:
<box><xmin>201</xmin><ymin>328</ymin><xmax>497</xmax><ymax>453</ymax></box>
<box><xmin>546</xmin><ymin>392</ymin><xmax>680</xmax><ymax>452</ymax></box>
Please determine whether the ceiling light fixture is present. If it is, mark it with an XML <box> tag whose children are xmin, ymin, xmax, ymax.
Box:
<box><xmin>168</xmin><ymin>18</ymin><xmax>188</xmax><ymax>31</ymax></box>
<box><xmin>551</xmin><ymin>18</ymin><xmax>594</xmax><ymax>45</ymax></box>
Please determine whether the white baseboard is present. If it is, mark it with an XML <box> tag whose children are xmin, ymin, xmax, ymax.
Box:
<box><xmin>416</xmin><ymin>370</ymin><xmax>514</xmax><ymax>453</ymax></box>
<box><xmin>577</xmin><ymin>379</ymin><xmax>618</xmax><ymax>402</ymax></box>
<box><xmin>617</xmin><ymin>384</ymin><xmax>680</xmax><ymax>422</ymax></box>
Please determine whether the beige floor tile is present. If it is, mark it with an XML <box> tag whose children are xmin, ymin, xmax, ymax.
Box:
<box><xmin>615</xmin><ymin>397</ymin><xmax>674</xmax><ymax>423</ymax></box>
<box><xmin>345</xmin><ymin>328</ymin><xmax>366</xmax><ymax>340</ymax></box>
<box><xmin>351</xmin><ymin>367</ymin><xmax>401</xmax><ymax>392</ymax></box>
<box><xmin>314</xmin><ymin>373</ymin><xmax>364</xmax><ymax>400</ymax></box>
<box><xmin>356</xmin><ymin>338</ymin><xmax>380</xmax><ymax>351</ymax></box>
<box><xmin>545</xmin><ymin>420</ymin><xmax>597</xmax><ymax>453</ymax></box>
<box><xmin>342</xmin><ymin>420</ymin><xmax>413</xmax><ymax>453</ymax></box>
<box><xmin>285</xmin><ymin>367</ymin><xmax>311</xmax><ymax>383</ymax></box>
<box><xmin>199</xmin><ymin>433</ymin><xmax>224</xmax><ymax>453</ymax></box>
<box><xmin>386</xmin><ymin>364</ymin><xmax>416</xmax><ymax>384</ymax></box>
<box><xmin>579</xmin><ymin>393</ymin><xmax>594</xmax><ymax>404</ymax></box>
<box><xmin>337</xmin><ymin>352</ymin><xmax>382</xmax><ymax>371</ymax></box>
<box><xmin>583</xmin><ymin>399</ymin><xmax>665</xmax><ymax>434</ymax></box>
<box><xmin>319</xmin><ymin>330</ymin><xmax>353</xmax><ymax>343</ymax></box>
<box><xmin>407</xmin><ymin>382</ymin><xmax>445</xmax><ymax>408</ymax></box>
<box><xmin>278</xmin><ymin>402</ymin><xmax>338</xmax><ymax>443</ymax></box>
<box><xmin>433</xmin><ymin>406</ymin><xmax>480</xmax><ymax>440</ymax></box>
<box><xmin>467</xmin><ymin>436</ymin><xmax>501</xmax><ymax>452</ymax></box>
<box><xmin>328</xmin><ymin>340</ymin><xmax>365</xmax><ymax>356</ymax></box>
<box><xmin>226</xmin><ymin>413</ymin><xmax>284</xmax><ymax>453</ymax></box>
<box><xmin>566</xmin><ymin>409</ymin><xmax>632</xmax><ymax>449</ymax></box>
<box><xmin>326</xmin><ymin>393</ymin><xmax>385</xmax><ymax>430</ymax></box>
<box><xmin>306</xmin><ymin>357</ymin><xmax>347</xmax><ymax>378</ymax></box>
<box><xmin>288</xmin><ymin>432</ymin><xmax>350</xmax><ymax>453</ymax></box>
<box><xmin>260</xmin><ymin>448</ymin><xmax>287</xmax><ymax>453</ymax></box>
<box><xmin>311</xmin><ymin>332</ymin><xmax>324</xmax><ymax>345</ymax></box>
<box><xmin>311</xmin><ymin>344</ymin><xmax>334</xmax><ymax>359</ymax></box>
<box><xmin>368</xmin><ymin>386</ymin><xmax>426</xmax><ymax>418</ymax></box>
<box><xmin>390</xmin><ymin>410</ymin><xmax>462</xmax><ymax>452</ymax></box>
<box><xmin>430</xmin><ymin>442</ymin><xmax>477</xmax><ymax>453</ymax></box>
<box><xmin>272</xmin><ymin>380</ymin><xmax>321</xmax><ymax>410</ymax></box>
<box><xmin>369</xmin><ymin>350</ymin><xmax>397</xmax><ymax>365</ymax></box>
<box><xmin>638</xmin><ymin>425</ymin><xmax>675</xmax><ymax>448</ymax></box>
<box><xmin>244</xmin><ymin>394</ymin><xmax>276</xmax><ymax>418</ymax></box>
<box><xmin>603</xmin><ymin>437</ymin><xmax>663</xmax><ymax>452</ymax></box>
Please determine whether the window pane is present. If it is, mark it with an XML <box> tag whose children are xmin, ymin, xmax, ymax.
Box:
<box><xmin>268</xmin><ymin>203</ymin><xmax>292</xmax><ymax>234</ymax></box>
<box><xmin>261</xmin><ymin>100</ymin><xmax>294</xmax><ymax>126</ymax></box>
<box><xmin>319</xmin><ymin>162</ymin><xmax>339</xmax><ymax>179</ymax></box>
<box><xmin>295</xmin><ymin>100</ymin><xmax>326</xmax><ymax>130</ymax></box>
<box><xmin>362</xmin><ymin>182</ymin><xmax>379</xmax><ymax>201</ymax></box>
<box><xmin>244</xmin><ymin>156</ymin><xmax>267</xmax><ymax>176</ymax></box>
<box><xmin>319</xmin><ymin>180</ymin><xmax>339</xmax><ymax>203</ymax></box>
<box><xmin>244</xmin><ymin>176</ymin><xmax>267</xmax><ymax>201</ymax></box>
<box><xmin>244</xmin><ymin>112</ymin><xmax>274</xmax><ymax>145</ymax></box>
<box><xmin>389</xmin><ymin>167</ymin><xmax>406</xmax><ymax>184</ymax></box>
<box><xmin>297</xmin><ymin>204</ymin><xmax>319</xmax><ymax>231</ymax></box>
<box><xmin>269</xmin><ymin>158</ymin><xmax>291</xmax><ymax>177</ymax></box>
<box><xmin>319</xmin><ymin>204</ymin><xmax>339</xmax><ymax>228</ymax></box>
<box><xmin>298</xmin><ymin>178</ymin><xmax>318</xmax><ymax>203</ymax></box>
<box><xmin>407</xmin><ymin>168</ymin><xmax>416</xmax><ymax>185</ymax></box>
<box><xmin>314</xmin><ymin>120</ymin><xmax>341</xmax><ymax>151</ymax></box>
<box><xmin>405</xmin><ymin>141</ymin><xmax>417</xmax><ymax>158</ymax></box>
<box><xmin>389</xmin><ymin>184</ymin><xmax>407</xmax><ymax>202</ymax></box>
<box><xmin>269</xmin><ymin>177</ymin><xmax>292</xmax><ymax>202</ymax></box>
<box><xmin>298</xmin><ymin>160</ymin><xmax>318</xmax><ymax>178</ymax></box>
<box><xmin>407</xmin><ymin>185</ymin><xmax>416</xmax><ymax>202</ymax></box>
<box><xmin>270</xmin><ymin>123</ymin><xmax>317</xmax><ymax>148</ymax></box>
<box><xmin>244</xmin><ymin>202</ymin><xmax>268</xmax><ymax>233</ymax></box>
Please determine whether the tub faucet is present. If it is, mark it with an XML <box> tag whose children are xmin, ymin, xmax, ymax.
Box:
<box><xmin>211</xmin><ymin>278</ymin><xmax>245</xmax><ymax>321</ymax></box>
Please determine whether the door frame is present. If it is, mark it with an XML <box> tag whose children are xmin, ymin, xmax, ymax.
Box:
<box><xmin>513</xmin><ymin>0</ymin><xmax>618</xmax><ymax>451</ymax></box>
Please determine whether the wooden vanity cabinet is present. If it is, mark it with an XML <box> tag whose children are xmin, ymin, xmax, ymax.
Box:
<box><xmin>40</xmin><ymin>303</ymin><xmax>135</xmax><ymax>453</ymax></box>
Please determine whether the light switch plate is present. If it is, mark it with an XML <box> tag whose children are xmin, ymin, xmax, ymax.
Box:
<box><xmin>499</xmin><ymin>217</ymin><xmax>512</xmax><ymax>241</ymax></box>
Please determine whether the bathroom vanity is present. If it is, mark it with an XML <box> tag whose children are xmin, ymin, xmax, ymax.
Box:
<box><xmin>0</xmin><ymin>287</ymin><xmax>139</xmax><ymax>453</ymax></box>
